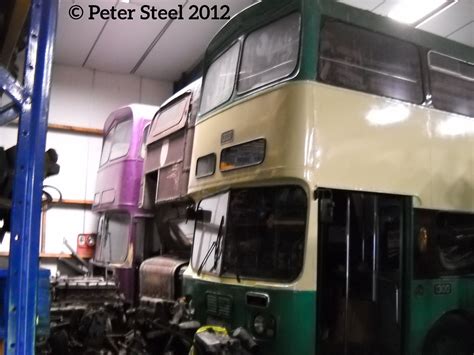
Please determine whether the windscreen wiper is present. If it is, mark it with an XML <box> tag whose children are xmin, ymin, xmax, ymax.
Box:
<box><xmin>197</xmin><ymin>216</ymin><xmax>224</xmax><ymax>276</ymax></box>
<box><xmin>212</xmin><ymin>216</ymin><xmax>225</xmax><ymax>272</ymax></box>
<box><xmin>234</xmin><ymin>249</ymin><xmax>241</xmax><ymax>283</ymax></box>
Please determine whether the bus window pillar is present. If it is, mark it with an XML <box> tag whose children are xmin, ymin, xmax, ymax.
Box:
<box><xmin>344</xmin><ymin>196</ymin><xmax>351</xmax><ymax>355</ymax></box>
<box><xmin>372</xmin><ymin>196</ymin><xmax>379</xmax><ymax>302</ymax></box>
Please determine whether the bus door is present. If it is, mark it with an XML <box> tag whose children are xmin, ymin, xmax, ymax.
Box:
<box><xmin>317</xmin><ymin>189</ymin><xmax>410</xmax><ymax>355</ymax></box>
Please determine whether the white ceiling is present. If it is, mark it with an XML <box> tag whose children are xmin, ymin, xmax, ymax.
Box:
<box><xmin>339</xmin><ymin>0</ymin><xmax>473</xmax><ymax>46</ymax></box>
<box><xmin>55</xmin><ymin>0</ymin><xmax>255</xmax><ymax>81</ymax></box>
<box><xmin>55</xmin><ymin>0</ymin><xmax>473</xmax><ymax>81</ymax></box>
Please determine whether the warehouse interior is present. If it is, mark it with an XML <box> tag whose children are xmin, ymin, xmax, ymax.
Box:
<box><xmin>0</xmin><ymin>0</ymin><xmax>473</xmax><ymax>354</ymax></box>
<box><xmin>0</xmin><ymin>0</ymin><xmax>255</xmax><ymax>270</ymax></box>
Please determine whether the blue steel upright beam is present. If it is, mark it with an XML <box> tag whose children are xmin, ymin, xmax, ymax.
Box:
<box><xmin>5</xmin><ymin>0</ymin><xmax>58</xmax><ymax>353</ymax></box>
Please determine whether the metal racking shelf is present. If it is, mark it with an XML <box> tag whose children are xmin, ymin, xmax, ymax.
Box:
<box><xmin>0</xmin><ymin>0</ymin><xmax>58</xmax><ymax>353</ymax></box>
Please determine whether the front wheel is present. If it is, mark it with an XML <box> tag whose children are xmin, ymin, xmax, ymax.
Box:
<box><xmin>423</xmin><ymin>314</ymin><xmax>474</xmax><ymax>355</ymax></box>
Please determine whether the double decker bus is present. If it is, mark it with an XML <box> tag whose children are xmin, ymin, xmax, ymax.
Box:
<box><xmin>93</xmin><ymin>80</ymin><xmax>201</xmax><ymax>305</ymax></box>
<box><xmin>92</xmin><ymin>104</ymin><xmax>158</xmax><ymax>303</ymax></box>
<box><xmin>139</xmin><ymin>79</ymin><xmax>201</xmax><ymax>303</ymax></box>
<box><xmin>183</xmin><ymin>0</ymin><xmax>474</xmax><ymax>354</ymax></box>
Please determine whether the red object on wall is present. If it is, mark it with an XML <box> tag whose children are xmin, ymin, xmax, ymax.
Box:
<box><xmin>77</xmin><ymin>233</ymin><xmax>96</xmax><ymax>258</ymax></box>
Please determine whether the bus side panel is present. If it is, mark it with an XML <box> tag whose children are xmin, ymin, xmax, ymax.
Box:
<box><xmin>408</xmin><ymin>278</ymin><xmax>474</xmax><ymax>354</ymax></box>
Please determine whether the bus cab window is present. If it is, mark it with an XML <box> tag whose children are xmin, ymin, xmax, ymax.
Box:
<box><xmin>95</xmin><ymin>212</ymin><xmax>131</xmax><ymax>264</ymax></box>
<box><xmin>191</xmin><ymin>192</ymin><xmax>229</xmax><ymax>274</ymax></box>
<box><xmin>190</xmin><ymin>186</ymin><xmax>307</xmax><ymax>281</ymax></box>
<box><xmin>222</xmin><ymin>186</ymin><xmax>307</xmax><ymax>281</ymax></box>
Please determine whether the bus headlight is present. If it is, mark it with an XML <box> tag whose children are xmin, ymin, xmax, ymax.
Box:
<box><xmin>253</xmin><ymin>314</ymin><xmax>276</xmax><ymax>337</ymax></box>
<box><xmin>253</xmin><ymin>315</ymin><xmax>266</xmax><ymax>335</ymax></box>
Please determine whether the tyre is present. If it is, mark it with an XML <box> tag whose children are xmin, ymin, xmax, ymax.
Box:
<box><xmin>423</xmin><ymin>314</ymin><xmax>474</xmax><ymax>355</ymax></box>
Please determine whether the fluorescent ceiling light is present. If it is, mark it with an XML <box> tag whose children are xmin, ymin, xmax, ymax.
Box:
<box><xmin>388</xmin><ymin>0</ymin><xmax>455</xmax><ymax>26</ymax></box>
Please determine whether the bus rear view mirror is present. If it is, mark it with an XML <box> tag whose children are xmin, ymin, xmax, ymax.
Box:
<box><xmin>186</xmin><ymin>207</ymin><xmax>212</xmax><ymax>223</ymax></box>
<box><xmin>196</xmin><ymin>209</ymin><xmax>212</xmax><ymax>223</ymax></box>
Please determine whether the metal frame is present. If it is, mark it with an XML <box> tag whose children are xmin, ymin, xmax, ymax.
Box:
<box><xmin>0</xmin><ymin>0</ymin><xmax>58</xmax><ymax>353</ymax></box>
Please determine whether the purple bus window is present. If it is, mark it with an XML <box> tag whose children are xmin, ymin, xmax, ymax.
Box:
<box><xmin>100</xmin><ymin>127</ymin><xmax>114</xmax><ymax>166</ymax></box>
<box><xmin>100</xmin><ymin>118</ymin><xmax>133</xmax><ymax>165</ymax></box>
<box><xmin>110</xmin><ymin>119</ymin><xmax>133</xmax><ymax>160</ymax></box>
<box><xmin>140</xmin><ymin>124</ymin><xmax>151</xmax><ymax>160</ymax></box>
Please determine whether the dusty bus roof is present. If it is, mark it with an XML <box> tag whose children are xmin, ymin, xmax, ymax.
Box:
<box><xmin>205</xmin><ymin>0</ymin><xmax>473</xmax><ymax>67</ymax></box>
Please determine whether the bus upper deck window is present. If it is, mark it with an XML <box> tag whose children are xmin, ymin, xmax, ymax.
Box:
<box><xmin>150</xmin><ymin>95</ymin><xmax>191</xmax><ymax>141</ymax></box>
<box><xmin>109</xmin><ymin>119</ymin><xmax>133</xmax><ymax>161</ymax></box>
<box><xmin>428</xmin><ymin>52</ymin><xmax>474</xmax><ymax>117</ymax></box>
<box><xmin>200</xmin><ymin>42</ymin><xmax>240</xmax><ymax>115</ymax></box>
<box><xmin>319</xmin><ymin>21</ymin><xmax>423</xmax><ymax>104</ymax></box>
<box><xmin>100</xmin><ymin>126</ymin><xmax>114</xmax><ymax>166</ymax></box>
<box><xmin>140</xmin><ymin>124</ymin><xmax>150</xmax><ymax>159</ymax></box>
<box><xmin>238</xmin><ymin>13</ymin><xmax>301</xmax><ymax>94</ymax></box>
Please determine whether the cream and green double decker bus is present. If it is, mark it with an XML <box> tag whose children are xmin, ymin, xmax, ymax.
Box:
<box><xmin>183</xmin><ymin>0</ymin><xmax>474</xmax><ymax>354</ymax></box>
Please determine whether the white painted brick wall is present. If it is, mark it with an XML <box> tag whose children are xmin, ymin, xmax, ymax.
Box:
<box><xmin>0</xmin><ymin>64</ymin><xmax>172</xmax><ymax>273</ymax></box>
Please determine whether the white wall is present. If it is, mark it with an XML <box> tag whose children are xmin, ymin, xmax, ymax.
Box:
<box><xmin>0</xmin><ymin>64</ymin><xmax>172</xmax><ymax>274</ymax></box>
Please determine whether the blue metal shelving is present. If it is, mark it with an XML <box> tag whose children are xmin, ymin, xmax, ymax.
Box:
<box><xmin>0</xmin><ymin>0</ymin><xmax>58</xmax><ymax>353</ymax></box>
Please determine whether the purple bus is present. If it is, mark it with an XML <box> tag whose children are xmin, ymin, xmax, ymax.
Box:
<box><xmin>92</xmin><ymin>104</ymin><xmax>159</xmax><ymax>303</ymax></box>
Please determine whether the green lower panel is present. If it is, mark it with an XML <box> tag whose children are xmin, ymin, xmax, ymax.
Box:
<box><xmin>184</xmin><ymin>278</ymin><xmax>316</xmax><ymax>355</ymax></box>
<box><xmin>407</xmin><ymin>277</ymin><xmax>474</xmax><ymax>355</ymax></box>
